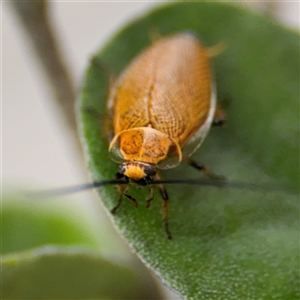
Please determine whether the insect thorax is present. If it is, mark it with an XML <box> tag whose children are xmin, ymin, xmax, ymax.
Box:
<box><xmin>109</xmin><ymin>127</ymin><xmax>182</xmax><ymax>170</ymax></box>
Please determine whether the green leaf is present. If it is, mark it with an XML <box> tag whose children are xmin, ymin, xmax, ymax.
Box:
<box><xmin>1</xmin><ymin>246</ymin><xmax>162</xmax><ymax>299</ymax></box>
<box><xmin>1</xmin><ymin>197</ymin><xmax>101</xmax><ymax>254</ymax></box>
<box><xmin>79</xmin><ymin>3</ymin><xmax>299</xmax><ymax>299</ymax></box>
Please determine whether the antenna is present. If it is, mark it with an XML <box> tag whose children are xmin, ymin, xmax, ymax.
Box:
<box><xmin>33</xmin><ymin>178</ymin><xmax>297</xmax><ymax>199</ymax></box>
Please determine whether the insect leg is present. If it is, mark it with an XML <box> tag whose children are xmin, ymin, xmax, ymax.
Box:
<box><xmin>111</xmin><ymin>184</ymin><xmax>124</xmax><ymax>214</ymax></box>
<box><xmin>213</xmin><ymin>105</ymin><xmax>226</xmax><ymax>126</ymax></box>
<box><xmin>161</xmin><ymin>190</ymin><xmax>172</xmax><ymax>240</ymax></box>
<box><xmin>111</xmin><ymin>184</ymin><xmax>138</xmax><ymax>213</ymax></box>
<box><xmin>145</xmin><ymin>187</ymin><xmax>154</xmax><ymax>208</ymax></box>
<box><xmin>206</xmin><ymin>40</ymin><xmax>228</xmax><ymax>58</ymax></box>
<box><xmin>148</xmin><ymin>27</ymin><xmax>162</xmax><ymax>43</ymax></box>
<box><xmin>123</xmin><ymin>186</ymin><xmax>138</xmax><ymax>207</ymax></box>
<box><xmin>154</xmin><ymin>174</ymin><xmax>172</xmax><ymax>239</ymax></box>
<box><xmin>185</xmin><ymin>157</ymin><xmax>226</xmax><ymax>181</ymax></box>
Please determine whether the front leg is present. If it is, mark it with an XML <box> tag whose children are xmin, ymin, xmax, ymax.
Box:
<box><xmin>154</xmin><ymin>173</ymin><xmax>172</xmax><ymax>240</ymax></box>
<box><xmin>111</xmin><ymin>184</ymin><xmax>139</xmax><ymax>215</ymax></box>
<box><xmin>110</xmin><ymin>184</ymin><xmax>124</xmax><ymax>214</ymax></box>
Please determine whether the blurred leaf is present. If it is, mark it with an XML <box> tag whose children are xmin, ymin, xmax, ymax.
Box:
<box><xmin>1</xmin><ymin>196</ymin><xmax>100</xmax><ymax>254</ymax></box>
<box><xmin>79</xmin><ymin>2</ymin><xmax>299</xmax><ymax>299</ymax></box>
<box><xmin>1</xmin><ymin>246</ymin><xmax>162</xmax><ymax>299</ymax></box>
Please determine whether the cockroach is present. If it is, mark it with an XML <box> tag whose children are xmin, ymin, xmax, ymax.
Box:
<box><xmin>39</xmin><ymin>32</ymin><xmax>293</xmax><ymax>239</ymax></box>
<box><xmin>104</xmin><ymin>32</ymin><xmax>225</xmax><ymax>239</ymax></box>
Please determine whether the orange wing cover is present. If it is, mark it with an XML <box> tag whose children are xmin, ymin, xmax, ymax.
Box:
<box><xmin>111</xmin><ymin>32</ymin><xmax>213</xmax><ymax>148</ymax></box>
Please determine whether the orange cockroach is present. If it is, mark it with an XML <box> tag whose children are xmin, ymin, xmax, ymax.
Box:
<box><xmin>103</xmin><ymin>31</ymin><xmax>225</xmax><ymax>239</ymax></box>
<box><xmin>45</xmin><ymin>32</ymin><xmax>290</xmax><ymax>239</ymax></box>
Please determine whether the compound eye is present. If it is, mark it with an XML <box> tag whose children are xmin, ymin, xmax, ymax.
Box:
<box><xmin>145</xmin><ymin>176</ymin><xmax>153</xmax><ymax>184</ymax></box>
<box><xmin>118</xmin><ymin>164</ymin><xmax>126</xmax><ymax>175</ymax></box>
<box><xmin>143</xmin><ymin>164</ymin><xmax>156</xmax><ymax>176</ymax></box>
<box><xmin>134</xmin><ymin>178</ymin><xmax>148</xmax><ymax>186</ymax></box>
<box><xmin>115</xmin><ymin>172</ymin><xmax>124</xmax><ymax>179</ymax></box>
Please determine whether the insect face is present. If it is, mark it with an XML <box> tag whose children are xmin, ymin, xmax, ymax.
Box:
<box><xmin>116</xmin><ymin>161</ymin><xmax>156</xmax><ymax>185</ymax></box>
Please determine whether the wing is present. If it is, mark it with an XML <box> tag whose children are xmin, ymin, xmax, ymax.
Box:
<box><xmin>111</xmin><ymin>32</ymin><xmax>215</xmax><ymax>155</ymax></box>
<box><xmin>111</xmin><ymin>47</ymin><xmax>155</xmax><ymax>134</ymax></box>
<box><xmin>148</xmin><ymin>33</ymin><xmax>214</xmax><ymax>149</ymax></box>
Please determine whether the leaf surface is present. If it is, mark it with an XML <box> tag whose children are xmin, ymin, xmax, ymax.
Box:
<box><xmin>2</xmin><ymin>246</ymin><xmax>161</xmax><ymax>299</ymax></box>
<box><xmin>1</xmin><ymin>198</ymin><xmax>100</xmax><ymax>255</ymax></box>
<box><xmin>79</xmin><ymin>3</ymin><xmax>299</xmax><ymax>299</ymax></box>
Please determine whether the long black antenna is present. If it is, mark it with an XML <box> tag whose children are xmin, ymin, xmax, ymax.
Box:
<box><xmin>34</xmin><ymin>178</ymin><xmax>297</xmax><ymax>199</ymax></box>
<box><xmin>35</xmin><ymin>180</ymin><xmax>128</xmax><ymax>198</ymax></box>
<box><xmin>153</xmin><ymin>179</ymin><xmax>297</xmax><ymax>195</ymax></box>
